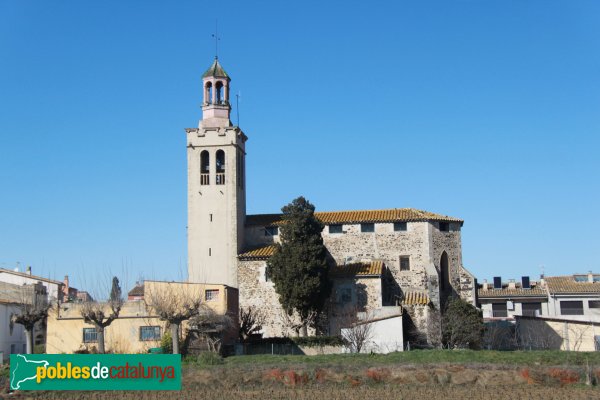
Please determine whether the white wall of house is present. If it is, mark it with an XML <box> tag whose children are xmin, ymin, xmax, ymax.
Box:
<box><xmin>342</xmin><ymin>315</ymin><xmax>404</xmax><ymax>354</ymax></box>
<box><xmin>0</xmin><ymin>303</ymin><xmax>26</xmax><ymax>359</ymax></box>
<box><xmin>0</xmin><ymin>271</ymin><xmax>61</xmax><ymax>301</ymax></box>
<box><xmin>546</xmin><ymin>295</ymin><xmax>600</xmax><ymax>322</ymax></box>
<box><xmin>480</xmin><ymin>299</ymin><xmax>549</xmax><ymax>320</ymax></box>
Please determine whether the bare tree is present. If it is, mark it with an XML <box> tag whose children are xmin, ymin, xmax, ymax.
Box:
<box><xmin>341</xmin><ymin>311</ymin><xmax>374</xmax><ymax>353</ymax></box>
<box><xmin>279</xmin><ymin>308</ymin><xmax>318</xmax><ymax>337</ymax></box>
<box><xmin>144</xmin><ymin>282</ymin><xmax>202</xmax><ymax>354</ymax></box>
<box><xmin>11</xmin><ymin>283</ymin><xmax>51</xmax><ymax>354</ymax></box>
<box><xmin>566</xmin><ymin>322</ymin><xmax>591</xmax><ymax>351</ymax></box>
<box><xmin>239</xmin><ymin>306</ymin><xmax>265</xmax><ymax>341</ymax></box>
<box><xmin>80</xmin><ymin>277</ymin><xmax>123</xmax><ymax>354</ymax></box>
<box><xmin>189</xmin><ymin>308</ymin><xmax>234</xmax><ymax>353</ymax></box>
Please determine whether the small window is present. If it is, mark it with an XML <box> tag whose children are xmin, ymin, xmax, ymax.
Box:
<box><xmin>492</xmin><ymin>303</ymin><xmax>508</xmax><ymax>318</ymax></box>
<box><xmin>394</xmin><ymin>222</ymin><xmax>407</xmax><ymax>232</ymax></box>
<box><xmin>265</xmin><ymin>226</ymin><xmax>279</xmax><ymax>236</ymax></box>
<box><xmin>361</xmin><ymin>223</ymin><xmax>375</xmax><ymax>233</ymax></box>
<box><xmin>400</xmin><ymin>256</ymin><xmax>410</xmax><ymax>271</ymax></box>
<box><xmin>339</xmin><ymin>288</ymin><xmax>352</xmax><ymax>303</ymax></box>
<box><xmin>205</xmin><ymin>289</ymin><xmax>219</xmax><ymax>302</ymax></box>
<box><xmin>439</xmin><ymin>222</ymin><xmax>450</xmax><ymax>232</ymax></box>
<box><xmin>590</xmin><ymin>301</ymin><xmax>600</xmax><ymax>309</ymax></box>
<box><xmin>83</xmin><ymin>328</ymin><xmax>98</xmax><ymax>343</ymax></box>
<box><xmin>560</xmin><ymin>300</ymin><xmax>584</xmax><ymax>315</ymax></box>
<box><xmin>329</xmin><ymin>224</ymin><xmax>343</xmax><ymax>234</ymax></box>
<box><xmin>140</xmin><ymin>326</ymin><xmax>161</xmax><ymax>341</ymax></box>
<box><xmin>522</xmin><ymin>302</ymin><xmax>542</xmax><ymax>317</ymax></box>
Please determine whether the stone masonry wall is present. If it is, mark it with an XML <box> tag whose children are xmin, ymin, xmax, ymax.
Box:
<box><xmin>237</xmin><ymin>260</ymin><xmax>301</xmax><ymax>337</ymax></box>
<box><xmin>429</xmin><ymin>221</ymin><xmax>475</xmax><ymax>305</ymax></box>
<box><xmin>322</xmin><ymin>222</ymin><xmax>432</xmax><ymax>302</ymax></box>
<box><xmin>240</xmin><ymin>220</ymin><xmax>466</xmax><ymax>341</ymax></box>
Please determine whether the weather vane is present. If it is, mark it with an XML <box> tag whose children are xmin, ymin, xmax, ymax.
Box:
<box><xmin>212</xmin><ymin>20</ymin><xmax>220</xmax><ymax>59</ymax></box>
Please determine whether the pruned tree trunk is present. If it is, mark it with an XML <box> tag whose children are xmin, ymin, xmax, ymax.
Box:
<box><xmin>97</xmin><ymin>326</ymin><xmax>106</xmax><ymax>354</ymax></box>
<box><xmin>171</xmin><ymin>323</ymin><xmax>180</xmax><ymax>355</ymax></box>
<box><xmin>25</xmin><ymin>329</ymin><xmax>33</xmax><ymax>354</ymax></box>
<box><xmin>301</xmin><ymin>324</ymin><xmax>308</xmax><ymax>337</ymax></box>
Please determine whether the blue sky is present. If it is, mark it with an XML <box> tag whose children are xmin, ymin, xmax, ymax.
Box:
<box><xmin>1</xmin><ymin>1</ymin><xmax>599</xmax><ymax>291</ymax></box>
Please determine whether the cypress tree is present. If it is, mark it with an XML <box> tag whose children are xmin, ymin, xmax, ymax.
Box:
<box><xmin>267</xmin><ymin>196</ymin><xmax>331</xmax><ymax>335</ymax></box>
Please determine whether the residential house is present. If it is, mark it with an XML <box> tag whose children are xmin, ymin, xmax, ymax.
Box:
<box><xmin>46</xmin><ymin>281</ymin><xmax>238</xmax><ymax>354</ymax></box>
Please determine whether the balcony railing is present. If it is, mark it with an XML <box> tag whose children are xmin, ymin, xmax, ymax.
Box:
<box><xmin>200</xmin><ymin>173</ymin><xmax>209</xmax><ymax>185</ymax></box>
<box><xmin>492</xmin><ymin>310</ymin><xmax>508</xmax><ymax>318</ymax></box>
<box><xmin>216</xmin><ymin>173</ymin><xmax>225</xmax><ymax>185</ymax></box>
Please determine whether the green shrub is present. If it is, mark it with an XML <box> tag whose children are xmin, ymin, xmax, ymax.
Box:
<box><xmin>34</xmin><ymin>344</ymin><xmax>46</xmax><ymax>354</ymax></box>
<box><xmin>292</xmin><ymin>336</ymin><xmax>345</xmax><ymax>348</ymax></box>
<box><xmin>197</xmin><ymin>352</ymin><xmax>224</xmax><ymax>365</ymax></box>
<box><xmin>244</xmin><ymin>335</ymin><xmax>345</xmax><ymax>348</ymax></box>
<box><xmin>161</xmin><ymin>331</ymin><xmax>173</xmax><ymax>354</ymax></box>
<box><xmin>442</xmin><ymin>296</ymin><xmax>484</xmax><ymax>349</ymax></box>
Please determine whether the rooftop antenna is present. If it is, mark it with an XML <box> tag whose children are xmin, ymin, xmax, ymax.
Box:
<box><xmin>540</xmin><ymin>264</ymin><xmax>545</xmax><ymax>279</ymax></box>
<box><xmin>212</xmin><ymin>20</ymin><xmax>220</xmax><ymax>59</ymax></box>
<box><xmin>236</xmin><ymin>91</ymin><xmax>241</xmax><ymax>126</ymax></box>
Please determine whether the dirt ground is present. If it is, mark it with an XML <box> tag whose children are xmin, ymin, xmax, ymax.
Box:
<box><xmin>4</xmin><ymin>363</ymin><xmax>600</xmax><ymax>399</ymax></box>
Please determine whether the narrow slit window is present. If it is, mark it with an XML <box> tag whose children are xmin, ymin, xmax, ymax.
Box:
<box><xmin>400</xmin><ymin>256</ymin><xmax>410</xmax><ymax>271</ymax></box>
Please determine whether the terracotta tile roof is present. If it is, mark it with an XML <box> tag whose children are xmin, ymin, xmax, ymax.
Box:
<box><xmin>477</xmin><ymin>286</ymin><xmax>547</xmax><ymax>298</ymax></box>
<box><xmin>402</xmin><ymin>291</ymin><xmax>430</xmax><ymax>305</ymax></box>
<box><xmin>545</xmin><ymin>275</ymin><xmax>600</xmax><ymax>294</ymax></box>
<box><xmin>245</xmin><ymin>208</ymin><xmax>462</xmax><ymax>227</ymax></box>
<box><xmin>238</xmin><ymin>246</ymin><xmax>383</xmax><ymax>277</ymax></box>
<box><xmin>128</xmin><ymin>284</ymin><xmax>144</xmax><ymax>297</ymax></box>
<box><xmin>238</xmin><ymin>245</ymin><xmax>277</xmax><ymax>260</ymax></box>
<box><xmin>330</xmin><ymin>261</ymin><xmax>383</xmax><ymax>277</ymax></box>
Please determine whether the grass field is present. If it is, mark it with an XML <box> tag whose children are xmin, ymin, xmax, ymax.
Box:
<box><xmin>194</xmin><ymin>349</ymin><xmax>600</xmax><ymax>368</ymax></box>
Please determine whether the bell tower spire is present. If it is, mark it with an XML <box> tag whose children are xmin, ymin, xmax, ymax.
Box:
<box><xmin>200</xmin><ymin>58</ymin><xmax>231</xmax><ymax>128</ymax></box>
<box><xmin>186</xmin><ymin>55</ymin><xmax>247</xmax><ymax>288</ymax></box>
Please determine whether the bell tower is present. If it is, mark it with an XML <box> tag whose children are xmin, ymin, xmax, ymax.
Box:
<box><xmin>186</xmin><ymin>57</ymin><xmax>247</xmax><ymax>287</ymax></box>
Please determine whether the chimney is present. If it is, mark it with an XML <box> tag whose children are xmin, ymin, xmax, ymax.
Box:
<box><xmin>588</xmin><ymin>271</ymin><xmax>594</xmax><ymax>283</ymax></box>
<box><xmin>26</xmin><ymin>266</ymin><xmax>32</xmax><ymax>275</ymax></box>
<box><xmin>508</xmin><ymin>279</ymin><xmax>516</xmax><ymax>290</ymax></box>
<box><xmin>482</xmin><ymin>279</ymin><xmax>489</xmax><ymax>291</ymax></box>
<box><xmin>493</xmin><ymin>276</ymin><xmax>502</xmax><ymax>289</ymax></box>
<box><xmin>63</xmin><ymin>275</ymin><xmax>69</xmax><ymax>299</ymax></box>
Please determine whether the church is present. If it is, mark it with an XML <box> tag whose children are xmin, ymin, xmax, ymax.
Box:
<box><xmin>186</xmin><ymin>57</ymin><xmax>476</xmax><ymax>345</ymax></box>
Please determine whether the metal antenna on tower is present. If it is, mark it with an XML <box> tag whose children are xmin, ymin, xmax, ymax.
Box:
<box><xmin>212</xmin><ymin>20</ymin><xmax>220</xmax><ymax>59</ymax></box>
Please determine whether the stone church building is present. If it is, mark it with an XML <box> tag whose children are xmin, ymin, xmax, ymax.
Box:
<box><xmin>186</xmin><ymin>57</ymin><xmax>475</xmax><ymax>344</ymax></box>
